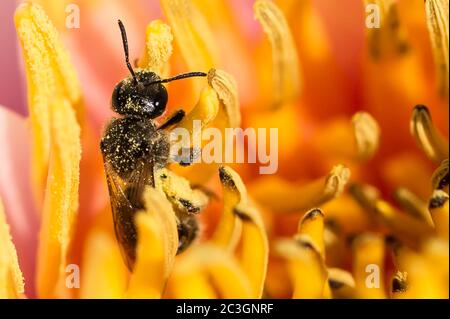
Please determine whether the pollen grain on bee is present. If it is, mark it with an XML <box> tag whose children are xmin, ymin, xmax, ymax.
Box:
<box><xmin>169</xmin><ymin>120</ymin><xmax>279</xmax><ymax>175</ymax></box>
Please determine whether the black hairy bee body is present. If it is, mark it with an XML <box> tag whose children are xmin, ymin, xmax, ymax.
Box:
<box><xmin>101</xmin><ymin>117</ymin><xmax>169</xmax><ymax>178</ymax></box>
<box><xmin>101</xmin><ymin>20</ymin><xmax>207</xmax><ymax>271</ymax></box>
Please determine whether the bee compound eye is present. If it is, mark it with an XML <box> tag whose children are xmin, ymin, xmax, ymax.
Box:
<box><xmin>149</xmin><ymin>84</ymin><xmax>168</xmax><ymax>118</ymax></box>
<box><xmin>111</xmin><ymin>81</ymin><xmax>124</xmax><ymax>112</ymax></box>
<box><xmin>132</xmin><ymin>82</ymin><xmax>168</xmax><ymax>118</ymax></box>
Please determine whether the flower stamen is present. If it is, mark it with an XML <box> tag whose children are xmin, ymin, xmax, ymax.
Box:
<box><xmin>431</xmin><ymin>159</ymin><xmax>449</xmax><ymax>192</ymax></box>
<box><xmin>213</xmin><ymin>166</ymin><xmax>268</xmax><ymax>297</ymax></box>
<box><xmin>327</xmin><ymin>268</ymin><xmax>356</xmax><ymax>299</ymax></box>
<box><xmin>425</xmin><ymin>0</ymin><xmax>449</xmax><ymax>97</ymax></box>
<box><xmin>297</xmin><ymin>208</ymin><xmax>325</xmax><ymax>258</ymax></box>
<box><xmin>254</xmin><ymin>0</ymin><xmax>301</xmax><ymax>108</ymax></box>
<box><xmin>391</xmin><ymin>271</ymin><xmax>408</xmax><ymax>296</ymax></box>
<box><xmin>250</xmin><ymin>165</ymin><xmax>350</xmax><ymax>213</ymax></box>
<box><xmin>36</xmin><ymin>98</ymin><xmax>81</xmax><ymax>298</ymax></box>
<box><xmin>276</xmin><ymin>235</ymin><xmax>327</xmax><ymax>298</ymax></box>
<box><xmin>410</xmin><ymin>105</ymin><xmax>448</xmax><ymax>163</ymax></box>
<box><xmin>374</xmin><ymin>200</ymin><xmax>434</xmax><ymax>247</ymax></box>
<box><xmin>428</xmin><ymin>189</ymin><xmax>449</xmax><ymax>239</ymax></box>
<box><xmin>126</xmin><ymin>187</ymin><xmax>179</xmax><ymax>298</ymax></box>
<box><xmin>14</xmin><ymin>3</ymin><xmax>83</xmax><ymax>195</ymax></box>
<box><xmin>207</xmin><ymin>69</ymin><xmax>241</xmax><ymax>128</ymax></box>
<box><xmin>138</xmin><ymin>20</ymin><xmax>174</xmax><ymax>76</ymax></box>
<box><xmin>393</xmin><ymin>187</ymin><xmax>434</xmax><ymax>226</ymax></box>
<box><xmin>352</xmin><ymin>112</ymin><xmax>380</xmax><ymax>160</ymax></box>
<box><xmin>174</xmin><ymin>69</ymin><xmax>241</xmax><ymax>184</ymax></box>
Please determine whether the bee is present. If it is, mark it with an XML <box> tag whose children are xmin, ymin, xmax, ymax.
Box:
<box><xmin>101</xmin><ymin>20</ymin><xmax>207</xmax><ymax>271</ymax></box>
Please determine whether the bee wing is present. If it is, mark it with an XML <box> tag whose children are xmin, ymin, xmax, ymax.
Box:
<box><xmin>103</xmin><ymin>158</ymin><xmax>154</xmax><ymax>270</ymax></box>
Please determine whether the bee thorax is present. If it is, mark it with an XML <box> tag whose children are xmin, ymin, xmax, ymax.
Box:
<box><xmin>100</xmin><ymin>117</ymin><xmax>169</xmax><ymax>176</ymax></box>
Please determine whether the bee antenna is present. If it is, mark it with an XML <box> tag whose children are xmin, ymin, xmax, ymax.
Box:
<box><xmin>118</xmin><ymin>19</ymin><xmax>138</xmax><ymax>84</ymax></box>
<box><xmin>145</xmin><ymin>72</ymin><xmax>207</xmax><ymax>86</ymax></box>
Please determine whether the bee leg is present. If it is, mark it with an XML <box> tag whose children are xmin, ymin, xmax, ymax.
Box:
<box><xmin>176</xmin><ymin>146</ymin><xmax>201</xmax><ymax>166</ymax></box>
<box><xmin>158</xmin><ymin>109</ymin><xmax>185</xmax><ymax>130</ymax></box>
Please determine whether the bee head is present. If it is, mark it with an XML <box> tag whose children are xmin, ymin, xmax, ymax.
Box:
<box><xmin>113</xmin><ymin>20</ymin><xmax>206</xmax><ymax>119</ymax></box>
<box><xmin>112</xmin><ymin>71</ymin><xmax>168</xmax><ymax>119</ymax></box>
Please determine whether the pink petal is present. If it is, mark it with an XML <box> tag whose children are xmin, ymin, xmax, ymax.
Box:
<box><xmin>0</xmin><ymin>106</ymin><xmax>39</xmax><ymax>298</ymax></box>
<box><xmin>0</xmin><ymin>0</ymin><xmax>27</xmax><ymax>116</ymax></box>
<box><xmin>64</xmin><ymin>0</ymin><xmax>163</xmax><ymax>133</ymax></box>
